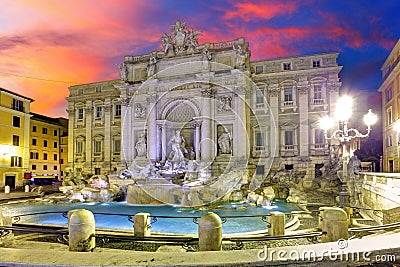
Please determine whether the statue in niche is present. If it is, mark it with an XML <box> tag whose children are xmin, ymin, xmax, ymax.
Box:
<box><xmin>134</xmin><ymin>103</ymin><xmax>146</xmax><ymax>119</ymax></box>
<box><xmin>218</xmin><ymin>96</ymin><xmax>232</xmax><ymax>111</ymax></box>
<box><xmin>147</xmin><ymin>56</ymin><xmax>157</xmax><ymax>77</ymax></box>
<box><xmin>117</xmin><ymin>63</ymin><xmax>128</xmax><ymax>82</ymax></box>
<box><xmin>201</xmin><ymin>48</ymin><xmax>212</xmax><ymax>69</ymax></box>
<box><xmin>233</xmin><ymin>44</ymin><xmax>246</xmax><ymax>68</ymax></box>
<box><xmin>168</xmin><ymin>130</ymin><xmax>187</xmax><ymax>164</ymax></box>
<box><xmin>218</xmin><ymin>129</ymin><xmax>232</xmax><ymax>154</ymax></box>
<box><xmin>135</xmin><ymin>133</ymin><xmax>147</xmax><ymax>158</ymax></box>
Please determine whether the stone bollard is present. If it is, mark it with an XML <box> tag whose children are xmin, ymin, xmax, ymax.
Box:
<box><xmin>0</xmin><ymin>208</ymin><xmax>14</xmax><ymax>246</ymax></box>
<box><xmin>342</xmin><ymin>206</ymin><xmax>353</xmax><ymax>226</ymax></box>
<box><xmin>68</xmin><ymin>209</ymin><xmax>95</xmax><ymax>252</ymax></box>
<box><xmin>198</xmin><ymin>212</ymin><xmax>222</xmax><ymax>251</ymax></box>
<box><xmin>4</xmin><ymin>185</ymin><xmax>10</xmax><ymax>194</ymax></box>
<box><xmin>318</xmin><ymin>207</ymin><xmax>326</xmax><ymax>230</ymax></box>
<box><xmin>24</xmin><ymin>185</ymin><xmax>30</xmax><ymax>193</ymax></box>
<box><xmin>134</xmin><ymin>213</ymin><xmax>151</xmax><ymax>237</ymax></box>
<box><xmin>268</xmin><ymin>211</ymin><xmax>285</xmax><ymax>236</ymax></box>
<box><xmin>320</xmin><ymin>207</ymin><xmax>349</xmax><ymax>242</ymax></box>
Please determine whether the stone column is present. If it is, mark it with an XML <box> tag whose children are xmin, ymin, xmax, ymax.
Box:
<box><xmin>66</xmin><ymin>107</ymin><xmax>75</xmax><ymax>169</ymax></box>
<box><xmin>234</xmin><ymin>90</ymin><xmax>248</xmax><ymax>158</ymax></box>
<box><xmin>195</xmin><ymin>122</ymin><xmax>201</xmax><ymax>160</ymax></box>
<box><xmin>84</xmin><ymin>103</ymin><xmax>93</xmax><ymax>170</ymax></box>
<box><xmin>268</xmin><ymin>211</ymin><xmax>285</xmax><ymax>236</ymax></box>
<box><xmin>298</xmin><ymin>84</ymin><xmax>309</xmax><ymax>158</ymax></box>
<box><xmin>103</xmin><ymin>102</ymin><xmax>112</xmax><ymax>168</ymax></box>
<box><xmin>161</xmin><ymin>124</ymin><xmax>167</xmax><ymax>162</ymax></box>
<box><xmin>147</xmin><ymin>95</ymin><xmax>158</xmax><ymax>162</ymax></box>
<box><xmin>269</xmin><ymin>86</ymin><xmax>280</xmax><ymax>158</ymax></box>
<box><xmin>201</xmin><ymin>89</ymin><xmax>213</xmax><ymax>162</ymax></box>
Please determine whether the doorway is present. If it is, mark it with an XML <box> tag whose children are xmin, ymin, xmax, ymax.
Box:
<box><xmin>5</xmin><ymin>175</ymin><xmax>16</xmax><ymax>189</ymax></box>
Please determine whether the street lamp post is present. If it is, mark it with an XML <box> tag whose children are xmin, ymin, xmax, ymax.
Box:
<box><xmin>319</xmin><ymin>96</ymin><xmax>377</xmax><ymax>207</ymax></box>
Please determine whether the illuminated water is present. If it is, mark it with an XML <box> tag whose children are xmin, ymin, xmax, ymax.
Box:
<box><xmin>2</xmin><ymin>199</ymin><xmax>299</xmax><ymax>234</ymax></box>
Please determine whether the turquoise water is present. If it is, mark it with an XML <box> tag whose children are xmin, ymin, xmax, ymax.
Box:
<box><xmin>2</xmin><ymin>199</ymin><xmax>299</xmax><ymax>234</ymax></box>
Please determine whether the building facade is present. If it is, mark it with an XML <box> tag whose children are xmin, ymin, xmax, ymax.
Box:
<box><xmin>66</xmin><ymin>21</ymin><xmax>342</xmax><ymax>186</ymax></box>
<box><xmin>379</xmin><ymin>39</ymin><xmax>400</xmax><ymax>172</ymax></box>
<box><xmin>0</xmin><ymin>87</ymin><xmax>33</xmax><ymax>189</ymax></box>
<box><xmin>29</xmin><ymin>114</ymin><xmax>68</xmax><ymax>180</ymax></box>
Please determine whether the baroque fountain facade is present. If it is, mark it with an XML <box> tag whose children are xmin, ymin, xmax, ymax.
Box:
<box><xmin>65</xmin><ymin>20</ymin><xmax>343</xmax><ymax>206</ymax></box>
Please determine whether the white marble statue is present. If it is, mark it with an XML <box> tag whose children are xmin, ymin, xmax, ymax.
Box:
<box><xmin>135</xmin><ymin>133</ymin><xmax>147</xmax><ymax>158</ymax></box>
<box><xmin>118</xmin><ymin>63</ymin><xmax>128</xmax><ymax>81</ymax></box>
<box><xmin>147</xmin><ymin>56</ymin><xmax>157</xmax><ymax>77</ymax></box>
<box><xmin>218</xmin><ymin>130</ymin><xmax>232</xmax><ymax>154</ymax></box>
<box><xmin>233</xmin><ymin>44</ymin><xmax>246</xmax><ymax>68</ymax></box>
<box><xmin>168</xmin><ymin>130</ymin><xmax>187</xmax><ymax>163</ymax></box>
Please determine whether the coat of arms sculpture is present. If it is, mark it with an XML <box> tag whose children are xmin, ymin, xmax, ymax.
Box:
<box><xmin>160</xmin><ymin>20</ymin><xmax>202</xmax><ymax>55</ymax></box>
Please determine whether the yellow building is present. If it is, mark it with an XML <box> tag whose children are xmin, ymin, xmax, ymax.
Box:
<box><xmin>29</xmin><ymin>114</ymin><xmax>67</xmax><ymax>181</ymax></box>
<box><xmin>379</xmin><ymin>39</ymin><xmax>400</xmax><ymax>172</ymax></box>
<box><xmin>0</xmin><ymin>87</ymin><xmax>33</xmax><ymax>189</ymax></box>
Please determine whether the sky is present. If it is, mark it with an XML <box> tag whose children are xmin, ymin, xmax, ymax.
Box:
<box><xmin>0</xmin><ymin>0</ymin><xmax>399</xmax><ymax>118</ymax></box>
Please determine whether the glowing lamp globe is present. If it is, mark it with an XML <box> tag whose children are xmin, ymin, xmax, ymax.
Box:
<box><xmin>335</xmin><ymin>96</ymin><xmax>353</xmax><ymax>121</ymax></box>
<box><xmin>319</xmin><ymin>115</ymin><xmax>335</xmax><ymax>131</ymax></box>
<box><xmin>363</xmin><ymin>109</ymin><xmax>377</xmax><ymax>127</ymax></box>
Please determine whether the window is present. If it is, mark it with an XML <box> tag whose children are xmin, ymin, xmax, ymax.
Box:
<box><xmin>32</xmin><ymin>164</ymin><xmax>37</xmax><ymax>170</ymax></box>
<box><xmin>54</xmin><ymin>165</ymin><xmax>58</xmax><ymax>170</ymax></box>
<box><xmin>285</xmin><ymin>164</ymin><xmax>294</xmax><ymax>170</ymax></box>
<box><xmin>386</xmin><ymin>88</ymin><xmax>393</xmax><ymax>103</ymax></box>
<box><xmin>255</xmin><ymin>65</ymin><xmax>263</xmax><ymax>74</ymax></box>
<box><xmin>313</xmin><ymin>84</ymin><xmax>323</xmax><ymax>100</ymax></box>
<box><xmin>78</xmin><ymin>89</ymin><xmax>84</xmax><ymax>95</ymax></box>
<box><xmin>256</xmin><ymin>165</ymin><xmax>265</xmax><ymax>175</ymax></box>
<box><xmin>283</xmin><ymin>63</ymin><xmax>291</xmax><ymax>70</ymax></box>
<box><xmin>255</xmin><ymin>132</ymin><xmax>265</xmax><ymax>147</ymax></box>
<box><xmin>113</xmin><ymin>139</ymin><xmax>121</xmax><ymax>153</ymax></box>
<box><xmin>32</xmin><ymin>138</ymin><xmax>37</xmax><ymax>146</ymax></box>
<box><xmin>95</xmin><ymin>168</ymin><xmax>101</xmax><ymax>175</ymax></box>
<box><xmin>43</xmin><ymin>165</ymin><xmax>47</xmax><ymax>170</ymax></box>
<box><xmin>95</xmin><ymin>86</ymin><xmax>102</xmax><ymax>93</ymax></box>
<box><xmin>11</xmin><ymin>156</ymin><xmax>22</xmax><ymax>167</ymax></box>
<box><xmin>95</xmin><ymin>106</ymin><xmax>102</xmax><ymax>119</ymax></box>
<box><xmin>255</xmin><ymin>90</ymin><xmax>264</xmax><ymax>106</ymax></box>
<box><xmin>315</xmin><ymin>129</ymin><xmax>325</xmax><ymax>146</ymax></box>
<box><xmin>54</xmin><ymin>130</ymin><xmax>58</xmax><ymax>136</ymax></box>
<box><xmin>114</xmin><ymin>104</ymin><xmax>122</xmax><ymax>117</ymax></box>
<box><xmin>94</xmin><ymin>140</ymin><xmax>102</xmax><ymax>153</ymax></box>
<box><xmin>12</xmin><ymin>98</ymin><xmax>24</xmax><ymax>111</ymax></box>
<box><xmin>76</xmin><ymin>141</ymin><xmax>83</xmax><ymax>154</ymax></box>
<box><xmin>30</xmin><ymin>152</ymin><xmax>39</xmax><ymax>159</ymax></box>
<box><xmin>42</xmin><ymin>127</ymin><xmax>48</xmax><ymax>134</ymax></box>
<box><xmin>44</xmin><ymin>140</ymin><xmax>48</xmax><ymax>147</ymax></box>
<box><xmin>43</xmin><ymin>153</ymin><xmax>48</xmax><ymax>160</ymax></box>
<box><xmin>32</xmin><ymin>125</ymin><xmax>37</xmax><ymax>132</ymax></box>
<box><xmin>387</xmin><ymin>135</ymin><xmax>393</xmax><ymax>147</ymax></box>
<box><xmin>285</xmin><ymin>130</ymin><xmax>294</xmax><ymax>145</ymax></box>
<box><xmin>60</xmin><ymin>159</ymin><xmax>64</xmax><ymax>164</ymax></box>
<box><xmin>12</xmin><ymin>116</ymin><xmax>21</xmax><ymax>127</ymax></box>
<box><xmin>54</xmin><ymin>154</ymin><xmax>58</xmax><ymax>161</ymax></box>
<box><xmin>54</xmin><ymin>141</ymin><xmax>58</xmax><ymax>148</ymax></box>
<box><xmin>78</xmin><ymin>108</ymin><xmax>84</xmax><ymax>120</ymax></box>
<box><xmin>284</xmin><ymin>87</ymin><xmax>293</xmax><ymax>102</ymax></box>
<box><xmin>12</xmin><ymin>135</ymin><xmax>20</xmax><ymax>146</ymax></box>
<box><xmin>312</xmin><ymin>60</ymin><xmax>321</xmax><ymax>68</ymax></box>
<box><xmin>387</xmin><ymin>107</ymin><xmax>393</xmax><ymax>125</ymax></box>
